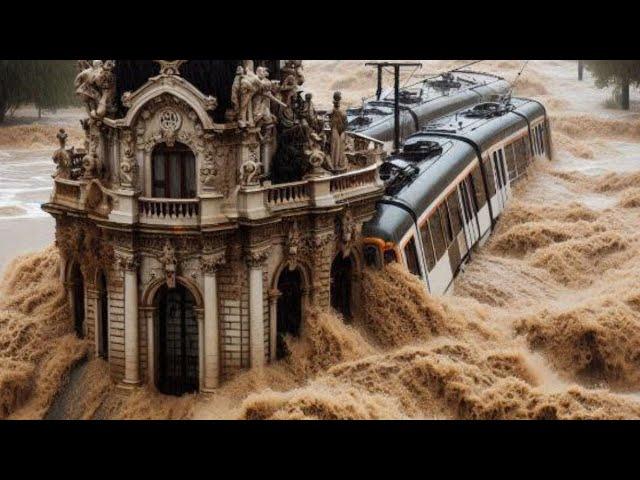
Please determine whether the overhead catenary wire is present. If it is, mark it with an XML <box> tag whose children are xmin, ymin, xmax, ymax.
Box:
<box><xmin>366</xmin><ymin>60</ymin><xmax>487</xmax><ymax>102</ymax></box>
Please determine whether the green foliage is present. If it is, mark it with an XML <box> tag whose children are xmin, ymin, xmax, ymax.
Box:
<box><xmin>584</xmin><ymin>60</ymin><xmax>640</xmax><ymax>110</ymax></box>
<box><xmin>0</xmin><ymin>60</ymin><xmax>77</xmax><ymax>123</ymax></box>
<box><xmin>584</xmin><ymin>60</ymin><xmax>640</xmax><ymax>88</ymax></box>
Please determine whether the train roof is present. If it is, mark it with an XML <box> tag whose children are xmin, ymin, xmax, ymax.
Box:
<box><xmin>362</xmin><ymin>98</ymin><xmax>547</xmax><ymax>243</ymax></box>
<box><xmin>347</xmin><ymin>70</ymin><xmax>511</xmax><ymax>133</ymax></box>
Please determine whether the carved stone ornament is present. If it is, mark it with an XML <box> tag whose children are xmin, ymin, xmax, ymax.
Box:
<box><xmin>154</xmin><ymin>60</ymin><xmax>188</xmax><ymax>76</ymax></box>
<box><xmin>158</xmin><ymin>239</ymin><xmax>178</xmax><ymax>289</ymax></box>
<box><xmin>117</xmin><ymin>253</ymin><xmax>140</xmax><ymax>272</ymax></box>
<box><xmin>285</xmin><ymin>221</ymin><xmax>301</xmax><ymax>270</ymax></box>
<box><xmin>339</xmin><ymin>210</ymin><xmax>358</xmax><ymax>256</ymax></box>
<box><xmin>201</xmin><ymin>252</ymin><xmax>227</xmax><ymax>274</ymax></box>
<box><xmin>239</xmin><ymin>159</ymin><xmax>263</xmax><ymax>187</ymax></box>
<box><xmin>245</xmin><ymin>248</ymin><xmax>270</xmax><ymax>268</ymax></box>
<box><xmin>120</xmin><ymin>129</ymin><xmax>138</xmax><ymax>188</ymax></box>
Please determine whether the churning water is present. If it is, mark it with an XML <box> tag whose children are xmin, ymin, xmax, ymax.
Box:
<box><xmin>1</xmin><ymin>60</ymin><xmax>640</xmax><ymax>419</ymax></box>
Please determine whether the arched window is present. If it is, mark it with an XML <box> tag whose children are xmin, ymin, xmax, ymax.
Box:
<box><xmin>276</xmin><ymin>269</ymin><xmax>303</xmax><ymax>359</ymax></box>
<box><xmin>152</xmin><ymin>142</ymin><xmax>196</xmax><ymax>199</ymax></box>
<box><xmin>331</xmin><ymin>254</ymin><xmax>354</xmax><ymax>321</ymax></box>
<box><xmin>70</xmin><ymin>263</ymin><xmax>85</xmax><ymax>339</ymax></box>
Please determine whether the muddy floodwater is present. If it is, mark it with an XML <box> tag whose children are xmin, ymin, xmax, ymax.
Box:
<box><xmin>1</xmin><ymin>60</ymin><xmax>640</xmax><ymax>419</ymax></box>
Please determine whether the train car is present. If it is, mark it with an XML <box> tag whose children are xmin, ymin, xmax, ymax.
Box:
<box><xmin>347</xmin><ymin>70</ymin><xmax>512</xmax><ymax>143</ymax></box>
<box><xmin>362</xmin><ymin>97</ymin><xmax>552</xmax><ymax>295</ymax></box>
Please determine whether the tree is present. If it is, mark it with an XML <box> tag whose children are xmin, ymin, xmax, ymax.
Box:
<box><xmin>584</xmin><ymin>60</ymin><xmax>640</xmax><ymax>110</ymax></box>
<box><xmin>0</xmin><ymin>60</ymin><xmax>77</xmax><ymax>123</ymax></box>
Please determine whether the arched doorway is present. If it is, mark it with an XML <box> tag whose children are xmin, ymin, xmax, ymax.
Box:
<box><xmin>276</xmin><ymin>268</ymin><xmax>303</xmax><ymax>359</ymax></box>
<box><xmin>97</xmin><ymin>272</ymin><xmax>109</xmax><ymax>359</ymax></box>
<box><xmin>331</xmin><ymin>254</ymin><xmax>353</xmax><ymax>320</ymax></box>
<box><xmin>151</xmin><ymin>142</ymin><xmax>196</xmax><ymax>199</ymax></box>
<box><xmin>70</xmin><ymin>263</ymin><xmax>85</xmax><ymax>338</ymax></box>
<box><xmin>155</xmin><ymin>284</ymin><xmax>199</xmax><ymax>396</ymax></box>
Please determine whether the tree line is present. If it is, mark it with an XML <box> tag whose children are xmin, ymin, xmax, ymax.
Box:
<box><xmin>0</xmin><ymin>60</ymin><xmax>77</xmax><ymax>123</ymax></box>
<box><xmin>583</xmin><ymin>60</ymin><xmax>640</xmax><ymax>110</ymax></box>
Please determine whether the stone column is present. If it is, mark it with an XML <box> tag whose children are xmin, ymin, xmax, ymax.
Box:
<box><xmin>268</xmin><ymin>289</ymin><xmax>281</xmax><ymax>362</ymax></box>
<box><xmin>247</xmin><ymin>249</ymin><xmax>269</xmax><ymax>369</ymax></box>
<box><xmin>119</xmin><ymin>254</ymin><xmax>140</xmax><ymax>387</ymax></box>
<box><xmin>201</xmin><ymin>253</ymin><xmax>226</xmax><ymax>392</ymax></box>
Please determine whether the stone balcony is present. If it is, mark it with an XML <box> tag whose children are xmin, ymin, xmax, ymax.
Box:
<box><xmin>46</xmin><ymin>131</ymin><xmax>386</xmax><ymax>228</ymax></box>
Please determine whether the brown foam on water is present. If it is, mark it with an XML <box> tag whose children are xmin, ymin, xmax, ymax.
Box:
<box><xmin>0</xmin><ymin>206</ymin><xmax>28</xmax><ymax>217</ymax></box>
<box><xmin>552</xmin><ymin>115</ymin><xmax>640</xmax><ymax>141</ymax></box>
<box><xmin>516</xmin><ymin>297</ymin><xmax>640</xmax><ymax>389</ymax></box>
<box><xmin>0</xmin><ymin>124</ymin><xmax>84</xmax><ymax>150</ymax></box>
<box><xmin>3</xmin><ymin>61</ymin><xmax>640</xmax><ymax>420</ymax></box>
<box><xmin>0</xmin><ymin>247</ymin><xmax>89</xmax><ymax>419</ymax></box>
<box><xmin>619</xmin><ymin>188</ymin><xmax>640</xmax><ymax>208</ymax></box>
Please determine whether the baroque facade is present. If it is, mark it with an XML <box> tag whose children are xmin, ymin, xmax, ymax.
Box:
<box><xmin>43</xmin><ymin>60</ymin><xmax>385</xmax><ymax>395</ymax></box>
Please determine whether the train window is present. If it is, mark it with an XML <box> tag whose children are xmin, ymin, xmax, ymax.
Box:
<box><xmin>429</xmin><ymin>208</ymin><xmax>446</xmax><ymax>260</ymax></box>
<box><xmin>420</xmin><ymin>222</ymin><xmax>436</xmax><ymax>271</ymax></box>
<box><xmin>484</xmin><ymin>157</ymin><xmax>497</xmax><ymax>195</ymax></box>
<box><xmin>458</xmin><ymin>184</ymin><xmax>471</xmax><ymax>224</ymax></box>
<box><xmin>404</xmin><ymin>237</ymin><xmax>422</xmax><ymax>277</ymax></box>
<box><xmin>539</xmin><ymin>125</ymin><xmax>545</xmax><ymax>154</ymax></box>
<box><xmin>514</xmin><ymin>137</ymin><xmax>528</xmax><ymax>175</ymax></box>
<box><xmin>464</xmin><ymin>177</ymin><xmax>478</xmax><ymax>215</ymax></box>
<box><xmin>498</xmin><ymin>149</ymin><xmax>507</xmax><ymax>186</ymax></box>
<box><xmin>505</xmin><ymin>143</ymin><xmax>517</xmax><ymax>181</ymax></box>
<box><xmin>440</xmin><ymin>204</ymin><xmax>453</xmax><ymax>244</ymax></box>
<box><xmin>471</xmin><ymin>166</ymin><xmax>486</xmax><ymax>207</ymax></box>
<box><xmin>446</xmin><ymin>192</ymin><xmax>462</xmax><ymax>235</ymax></box>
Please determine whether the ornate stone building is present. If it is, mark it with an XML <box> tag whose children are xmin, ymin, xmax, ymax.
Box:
<box><xmin>43</xmin><ymin>60</ymin><xmax>385</xmax><ymax>395</ymax></box>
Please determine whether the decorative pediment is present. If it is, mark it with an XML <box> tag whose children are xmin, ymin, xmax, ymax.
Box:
<box><xmin>119</xmin><ymin>73</ymin><xmax>218</xmax><ymax>130</ymax></box>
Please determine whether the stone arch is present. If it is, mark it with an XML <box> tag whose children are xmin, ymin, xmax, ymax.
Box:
<box><xmin>269</xmin><ymin>259</ymin><xmax>312</xmax><ymax>361</ymax></box>
<box><xmin>141</xmin><ymin>275</ymin><xmax>204</xmax><ymax>309</ymax></box>
<box><xmin>120</xmin><ymin>80</ymin><xmax>217</xmax><ymax>131</ymax></box>
<box><xmin>66</xmin><ymin>260</ymin><xmax>86</xmax><ymax>339</ymax></box>
<box><xmin>141</xmin><ymin>275</ymin><xmax>204</xmax><ymax>395</ymax></box>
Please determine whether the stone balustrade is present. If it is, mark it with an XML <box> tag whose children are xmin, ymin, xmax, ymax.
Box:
<box><xmin>264</xmin><ymin>180</ymin><xmax>312</xmax><ymax>211</ymax></box>
<box><xmin>52</xmin><ymin>178</ymin><xmax>83</xmax><ymax>210</ymax></box>
<box><xmin>138</xmin><ymin>197</ymin><xmax>200</xmax><ymax>225</ymax></box>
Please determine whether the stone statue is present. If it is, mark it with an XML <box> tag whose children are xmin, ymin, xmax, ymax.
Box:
<box><xmin>231</xmin><ymin>60</ymin><xmax>262</xmax><ymax>128</ymax></box>
<box><xmin>52</xmin><ymin>129</ymin><xmax>72</xmax><ymax>179</ymax></box>
<box><xmin>329</xmin><ymin>91</ymin><xmax>348</xmax><ymax>171</ymax></box>
<box><xmin>159</xmin><ymin>240</ymin><xmax>177</xmax><ymax>289</ymax></box>
<box><xmin>304</xmin><ymin>132</ymin><xmax>328</xmax><ymax>178</ymax></box>
<box><xmin>252</xmin><ymin>66</ymin><xmax>286</xmax><ymax>127</ymax></box>
<box><xmin>302</xmin><ymin>93</ymin><xmax>321</xmax><ymax>134</ymax></box>
<box><xmin>75</xmin><ymin>60</ymin><xmax>116</xmax><ymax>119</ymax></box>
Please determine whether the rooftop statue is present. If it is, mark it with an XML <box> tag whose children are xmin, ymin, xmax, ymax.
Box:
<box><xmin>75</xmin><ymin>60</ymin><xmax>116</xmax><ymax>119</ymax></box>
<box><xmin>329</xmin><ymin>91</ymin><xmax>348</xmax><ymax>171</ymax></box>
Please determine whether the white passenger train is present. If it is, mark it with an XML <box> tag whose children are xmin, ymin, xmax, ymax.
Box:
<box><xmin>362</xmin><ymin>98</ymin><xmax>552</xmax><ymax>294</ymax></box>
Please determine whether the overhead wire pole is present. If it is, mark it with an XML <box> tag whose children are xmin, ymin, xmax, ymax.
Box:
<box><xmin>365</xmin><ymin>62</ymin><xmax>423</xmax><ymax>153</ymax></box>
